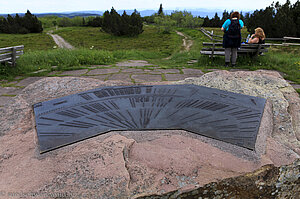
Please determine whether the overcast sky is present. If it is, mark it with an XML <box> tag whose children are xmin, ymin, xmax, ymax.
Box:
<box><xmin>0</xmin><ymin>0</ymin><xmax>297</xmax><ymax>14</ymax></box>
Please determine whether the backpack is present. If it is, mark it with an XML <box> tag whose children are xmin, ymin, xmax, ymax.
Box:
<box><xmin>227</xmin><ymin>19</ymin><xmax>241</xmax><ymax>39</ymax></box>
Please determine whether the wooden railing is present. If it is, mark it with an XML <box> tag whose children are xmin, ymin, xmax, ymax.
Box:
<box><xmin>199</xmin><ymin>27</ymin><xmax>300</xmax><ymax>46</ymax></box>
<box><xmin>0</xmin><ymin>45</ymin><xmax>24</xmax><ymax>66</ymax></box>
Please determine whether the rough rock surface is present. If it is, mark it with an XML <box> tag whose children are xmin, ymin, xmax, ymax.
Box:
<box><xmin>138</xmin><ymin>159</ymin><xmax>300</xmax><ymax>199</ymax></box>
<box><xmin>0</xmin><ymin>70</ymin><xmax>299</xmax><ymax>198</ymax></box>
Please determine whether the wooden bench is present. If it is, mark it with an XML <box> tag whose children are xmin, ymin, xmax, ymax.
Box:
<box><xmin>200</xmin><ymin>42</ymin><xmax>270</xmax><ymax>58</ymax></box>
<box><xmin>0</xmin><ymin>45</ymin><xmax>24</xmax><ymax>66</ymax></box>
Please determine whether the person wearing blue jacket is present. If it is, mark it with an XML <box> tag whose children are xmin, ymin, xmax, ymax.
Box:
<box><xmin>221</xmin><ymin>11</ymin><xmax>244</xmax><ymax>67</ymax></box>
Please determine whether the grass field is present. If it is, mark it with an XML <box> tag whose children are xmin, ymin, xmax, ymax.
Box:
<box><xmin>53</xmin><ymin>26</ymin><xmax>182</xmax><ymax>57</ymax></box>
<box><xmin>0</xmin><ymin>25</ymin><xmax>299</xmax><ymax>85</ymax></box>
<box><xmin>0</xmin><ymin>32</ymin><xmax>56</xmax><ymax>51</ymax></box>
<box><xmin>167</xmin><ymin>28</ymin><xmax>300</xmax><ymax>84</ymax></box>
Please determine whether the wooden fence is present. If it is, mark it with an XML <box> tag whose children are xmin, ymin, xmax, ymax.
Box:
<box><xmin>0</xmin><ymin>45</ymin><xmax>24</xmax><ymax>66</ymax></box>
<box><xmin>199</xmin><ymin>27</ymin><xmax>300</xmax><ymax>46</ymax></box>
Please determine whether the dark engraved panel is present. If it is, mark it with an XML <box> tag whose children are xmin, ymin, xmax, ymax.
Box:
<box><xmin>33</xmin><ymin>85</ymin><xmax>266</xmax><ymax>153</ymax></box>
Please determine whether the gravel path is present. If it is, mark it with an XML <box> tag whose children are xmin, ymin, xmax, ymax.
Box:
<box><xmin>48</xmin><ymin>33</ymin><xmax>74</xmax><ymax>49</ymax></box>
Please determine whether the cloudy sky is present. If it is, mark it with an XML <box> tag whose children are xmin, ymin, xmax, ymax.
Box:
<box><xmin>0</xmin><ymin>0</ymin><xmax>297</xmax><ymax>14</ymax></box>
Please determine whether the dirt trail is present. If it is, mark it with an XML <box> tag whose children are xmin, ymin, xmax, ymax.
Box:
<box><xmin>176</xmin><ymin>31</ymin><xmax>193</xmax><ymax>52</ymax></box>
<box><xmin>164</xmin><ymin>31</ymin><xmax>194</xmax><ymax>60</ymax></box>
<box><xmin>47</xmin><ymin>33</ymin><xmax>74</xmax><ymax>49</ymax></box>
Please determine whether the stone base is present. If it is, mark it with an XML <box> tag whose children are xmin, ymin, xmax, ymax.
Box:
<box><xmin>0</xmin><ymin>70</ymin><xmax>299</xmax><ymax>198</ymax></box>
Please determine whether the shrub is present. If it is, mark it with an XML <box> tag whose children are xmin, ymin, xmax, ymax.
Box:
<box><xmin>102</xmin><ymin>8</ymin><xmax>143</xmax><ymax>36</ymax></box>
<box><xmin>86</xmin><ymin>16</ymin><xmax>103</xmax><ymax>27</ymax></box>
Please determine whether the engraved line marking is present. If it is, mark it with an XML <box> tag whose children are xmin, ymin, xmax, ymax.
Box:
<box><xmin>186</xmin><ymin>100</ymin><xmax>200</xmax><ymax>108</ymax></box>
<box><xmin>117</xmin><ymin>111</ymin><xmax>136</xmax><ymax>129</ymax></box>
<box><xmin>117</xmin><ymin>111</ymin><xmax>127</xmax><ymax>121</ymax></box>
<box><xmin>196</xmin><ymin>101</ymin><xmax>213</xmax><ymax>109</ymax></box>
<box><xmin>172</xmin><ymin>89</ymin><xmax>177</xmax><ymax>95</ymax></box>
<box><xmin>40</xmin><ymin>117</ymin><xmax>64</xmax><ymax>122</ymax></box>
<box><xmin>79</xmin><ymin>93</ymin><xmax>93</xmax><ymax>100</ymax></box>
<box><xmin>129</xmin><ymin>98</ymin><xmax>136</xmax><ymax>108</ymax></box>
<box><xmin>179</xmin><ymin>114</ymin><xmax>211</xmax><ymax>125</ymax></box>
<box><xmin>139</xmin><ymin>109</ymin><xmax>143</xmax><ymax>128</ymax></box>
<box><xmin>90</xmin><ymin>103</ymin><xmax>109</xmax><ymax>112</ymax></box>
<box><xmin>37</xmin><ymin>123</ymin><xmax>52</xmax><ymax>126</ymax></box>
<box><xmin>96</xmin><ymin>114</ymin><xmax>117</xmax><ymax>123</ymax></box>
<box><xmin>105</xmin><ymin>112</ymin><xmax>123</xmax><ymax>123</ymax></box>
<box><xmin>102</xmin><ymin>102</ymin><xmax>113</xmax><ymax>110</ymax></box>
<box><xmin>240</xmin><ymin>127</ymin><xmax>257</xmax><ymax>130</ymax></box>
<box><xmin>96</xmin><ymin>115</ymin><xmax>127</xmax><ymax>128</ymax></box>
<box><xmin>200</xmin><ymin>118</ymin><xmax>228</xmax><ymax>125</ymax></box>
<box><xmin>34</xmin><ymin>102</ymin><xmax>42</xmax><ymax>108</ymax></box>
<box><xmin>221</xmin><ymin>107</ymin><xmax>239</xmax><ymax>113</ymax></box>
<box><xmin>109</xmin><ymin>101</ymin><xmax>120</xmax><ymax>110</ymax></box>
<box><xmin>241</xmin><ymin>120</ymin><xmax>259</xmax><ymax>124</ymax></box>
<box><xmin>189</xmin><ymin>89</ymin><xmax>198</xmax><ymax>98</ymax></box>
<box><xmin>146</xmin><ymin>87</ymin><xmax>152</xmax><ymax>93</ymax></box>
<box><xmin>66</xmin><ymin>109</ymin><xmax>85</xmax><ymax>116</ymax></box>
<box><xmin>229</xmin><ymin>109</ymin><xmax>252</xmax><ymax>116</ymax></box>
<box><xmin>104</xmin><ymin>112</ymin><xmax>132</xmax><ymax>128</ymax></box>
<box><xmin>72</xmin><ymin>120</ymin><xmax>97</xmax><ymax>126</ymax></box>
<box><xmin>220</xmin><ymin>130</ymin><xmax>239</xmax><ymax>133</ymax></box>
<box><xmin>168</xmin><ymin>109</ymin><xmax>180</xmax><ymax>117</ymax></box>
<box><xmin>58</xmin><ymin>124</ymin><xmax>90</xmax><ymax>128</ymax></box>
<box><xmin>86</xmin><ymin>117</ymin><xmax>117</xmax><ymax>128</ymax></box>
<box><xmin>240</xmin><ymin>131</ymin><xmax>256</xmax><ymax>133</ymax></box>
<box><xmin>216</xmin><ymin>125</ymin><xmax>238</xmax><ymax>129</ymax></box>
<box><xmin>71</xmin><ymin>108</ymin><xmax>89</xmax><ymax>115</ymax></box>
<box><xmin>251</xmin><ymin>99</ymin><xmax>257</xmax><ymax>105</ymax></box>
<box><xmin>236</xmin><ymin>113</ymin><xmax>261</xmax><ymax>120</ymax></box>
<box><xmin>153</xmin><ymin>109</ymin><xmax>162</xmax><ymax>119</ymax></box>
<box><xmin>56</xmin><ymin>110</ymin><xmax>82</xmax><ymax>118</ymax></box>
<box><xmin>201</xmin><ymin>102</ymin><xmax>220</xmax><ymax>110</ymax></box>
<box><xmin>181</xmin><ymin>112</ymin><xmax>202</xmax><ymax>121</ymax></box>
<box><xmin>81</xmin><ymin>105</ymin><xmax>99</xmax><ymax>113</ymax></box>
<box><xmin>59</xmin><ymin>121</ymin><xmax>97</xmax><ymax>128</ymax></box>
<box><xmin>126</xmin><ymin>110</ymin><xmax>139</xmax><ymax>128</ymax></box>
<box><xmin>53</xmin><ymin>100</ymin><xmax>67</xmax><ymax>106</ymax></box>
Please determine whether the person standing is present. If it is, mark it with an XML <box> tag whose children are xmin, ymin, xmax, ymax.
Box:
<box><xmin>221</xmin><ymin>11</ymin><xmax>244</xmax><ymax>67</ymax></box>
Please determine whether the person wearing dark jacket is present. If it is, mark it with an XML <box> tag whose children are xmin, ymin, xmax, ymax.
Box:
<box><xmin>221</xmin><ymin>11</ymin><xmax>244</xmax><ymax>67</ymax></box>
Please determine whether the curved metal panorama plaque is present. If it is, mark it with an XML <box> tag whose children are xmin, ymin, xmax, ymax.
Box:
<box><xmin>33</xmin><ymin>85</ymin><xmax>266</xmax><ymax>153</ymax></box>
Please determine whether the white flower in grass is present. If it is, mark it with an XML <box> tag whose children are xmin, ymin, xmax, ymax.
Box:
<box><xmin>90</xmin><ymin>46</ymin><xmax>94</xmax><ymax>50</ymax></box>
<box><xmin>53</xmin><ymin>46</ymin><xmax>57</xmax><ymax>49</ymax></box>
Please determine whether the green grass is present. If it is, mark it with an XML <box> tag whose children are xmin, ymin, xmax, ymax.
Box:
<box><xmin>53</xmin><ymin>26</ymin><xmax>182</xmax><ymax>57</ymax></box>
<box><xmin>0</xmin><ymin>48</ymin><xmax>116</xmax><ymax>79</ymax></box>
<box><xmin>0</xmin><ymin>26</ymin><xmax>299</xmax><ymax>86</ymax></box>
<box><xmin>0</xmin><ymin>32</ymin><xmax>56</xmax><ymax>51</ymax></box>
<box><xmin>163</xmin><ymin>28</ymin><xmax>300</xmax><ymax>84</ymax></box>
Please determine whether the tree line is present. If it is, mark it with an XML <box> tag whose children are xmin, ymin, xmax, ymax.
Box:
<box><xmin>202</xmin><ymin>0</ymin><xmax>300</xmax><ymax>38</ymax></box>
<box><xmin>0</xmin><ymin>10</ymin><xmax>43</xmax><ymax>34</ymax></box>
<box><xmin>1</xmin><ymin>1</ymin><xmax>299</xmax><ymax>38</ymax></box>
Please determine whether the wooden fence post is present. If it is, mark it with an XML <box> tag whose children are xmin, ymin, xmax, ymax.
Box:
<box><xmin>11</xmin><ymin>47</ymin><xmax>16</xmax><ymax>67</ymax></box>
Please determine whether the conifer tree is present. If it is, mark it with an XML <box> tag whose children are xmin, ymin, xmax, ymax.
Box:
<box><xmin>102</xmin><ymin>8</ymin><xmax>143</xmax><ymax>36</ymax></box>
<box><xmin>0</xmin><ymin>10</ymin><xmax>43</xmax><ymax>34</ymax></box>
<box><xmin>158</xmin><ymin>4</ymin><xmax>164</xmax><ymax>16</ymax></box>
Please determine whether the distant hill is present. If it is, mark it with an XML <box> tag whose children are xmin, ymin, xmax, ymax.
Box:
<box><xmin>0</xmin><ymin>9</ymin><xmax>252</xmax><ymax>18</ymax></box>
